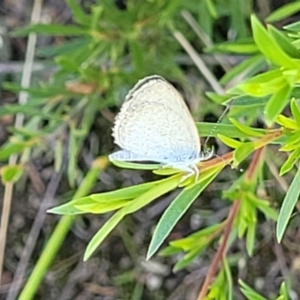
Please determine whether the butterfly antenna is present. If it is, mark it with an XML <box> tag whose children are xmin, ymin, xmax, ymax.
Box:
<box><xmin>203</xmin><ymin>98</ymin><xmax>243</xmax><ymax>172</ymax></box>
<box><xmin>204</xmin><ymin>98</ymin><xmax>235</xmax><ymax>148</ymax></box>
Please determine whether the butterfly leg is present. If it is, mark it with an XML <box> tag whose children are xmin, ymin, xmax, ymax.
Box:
<box><xmin>191</xmin><ymin>163</ymin><xmax>200</xmax><ymax>182</ymax></box>
<box><xmin>162</xmin><ymin>162</ymin><xmax>199</xmax><ymax>183</ymax></box>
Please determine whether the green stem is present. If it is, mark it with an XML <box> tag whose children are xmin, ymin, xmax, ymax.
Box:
<box><xmin>18</xmin><ymin>163</ymin><xmax>104</xmax><ymax>300</ymax></box>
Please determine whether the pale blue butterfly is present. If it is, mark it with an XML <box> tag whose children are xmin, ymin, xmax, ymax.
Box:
<box><xmin>109</xmin><ymin>75</ymin><xmax>214</xmax><ymax>178</ymax></box>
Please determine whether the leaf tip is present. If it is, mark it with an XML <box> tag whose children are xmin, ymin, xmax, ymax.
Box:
<box><xmin>83</xmin><ymin>251</ymin><xmax>90</xmax><ymax>261</ymax></box>
<box><xmin>47</xmin><ymin>208</ymin><xmax>55</xmax><ymax>214</ymax></box>
<box><xmin>276</xmin><ymin>218</ymin><xmax>285</xmax><ymax>243</ymax></box>
<box><xmin>146</xmin><ymin>247</ymin><xmax>155</xmax><ymax>261</ymax></box>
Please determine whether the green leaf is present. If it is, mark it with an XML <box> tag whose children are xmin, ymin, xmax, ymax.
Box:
<box><xmin>0</xmin><ymin>104</ymin><xmax>63</xmax><ymax>121</ymax></box>
<box><xmin>110</xmin><ymin>160</ymin><xmax>161</xmax><ymax>170</ymax></box>
<box><xmin>147</xmin><ymin>168</ymin><xmax>222</xmax><ymax>259</ymax></box>
<box><xmin>280</xmin><ymin>143</ymin><xmax>299</xmax><ymax>152</ymax></box>
<box><xmin>238</xmin><ymin>212</ymin><xmax>248</xmax><ymax>238</ymax></box>
<box><xmin>67</xmin><ymin>128</ymin><xmax>78</xmax><ymax>187</ymax></box>
<box><xmin>197</xmin><ymin>122</ymin><xmax>266</xmax><ymax>139</ymax></box>
<box><xmin>279</xmin><ymin>147</ymin><xmax>300</xmax><ymax>176</ymax></box>
<box><xmin>54</xmin><ymin>140</ymin><xmax>63</xmax><ymax>172</ymax></box>
<box><xmin>206</xmin><ymin>40</ymin><xmax>258</xmax><ymax>54</ymax></box>
<box><xmin>55</xmin><ymin>56</ymin><xmax>80</xmax><ymax>72</ymax></box>
<box><xmin>50</xmin><ymin>167</ymin><xmax>167</xmax><ymax>214</ymax></box>
<box><xmin>204</xmin><ymin>0</ymin><xmax>218</xmax><ymax>18</ymax></box>
<box><xmin>84</xmin><ymin>209</ymin><xmax>126</xmax><ymax>261</ymax></box>
<box><xmin>0</xmin><ymin>165</ymin><xmax>24</xmax><ymax>183</ymax></box>
<box><xmin>278</xmin><ymin>282</ymin><xmax>289</xmax><ymax>300</ymax></box>
<box><xmin>284</xmin><ymin>20</ymin><xmax>300</xmax><ymax>32</ymax></box>
<box><xmin>276</xmin><ymin>114</ymin><xmax>298</xmax><ymax>129</ymax></box>
<box><xmin>280</xmin><ymin>135</ymin><xmax>300</xmax><ymax>151</ymax></box>
<box><xmin>228</xmin><ymin>95</ymin><xmax>270</xmax><ymax>107</ymax></box>
<box><xmin>3</xmin><ymin>82</ymin><xmax>67</xmax><ymax>97</ymax></box>
<box><xmin>234</xmin><ymin>142</ymin><xmax>255</xmax><ymax>164</ymax></box>
<box><xmin>154</xmin><ymin>167</ymin><xmax>187</xmax><ymax>176</ymax></box>
<box><xmin>246</xmin><ymin>221</ymin><xmax>255</xmax><ymax>256</ymax></box>
<box><xmin>247</xmin><ymin>194</ymin><xmax>278</xmax><ymax>220</ymax></box>
<box><xmin>265</xmin><ymin>83</ymin><xmax>292</xmax><ymax>125</ymax></box>
<box><xmin>12</xmin><ymin>24</ymin><xmax>87</xmax><ymax>37</ymax></box>
<box><xmin>266</xmin><ymin>2</ymin><xmax>300</xmax><ymax>22</ymax></box>
<box><xmin>90</xmin><ymin>180</ymin><xmax>162</xmax><ymax>202</ymax></box>
<box><xmin>251</xmin><ymin>15</ymin><xmax>298</xmax><ymax>68</ymax></box>
<box><xmin>84</xmin><ymin>176</ymin><xmax>180</xmax><ymax>260</ymax></box>
<box><xmin>65</xmin><ymin>0</ymin><xmax>91</xmax><ymax>26</ymax></box>
<box><xmin>160</xmin><ymin>223</ymin><xmax>223</xmax><ymax>264</ymax></box>
<box><xmin>291</xmin><ymin>98</ymin><xmax>300</xmax><ymax>126</ymax></box>
<box><xmin>238</xmin><ymin>198</ymin><xmax>256</xmax><ymax>243</ymax></box>
<box><xmin>230</xmin><ymin>118</ymin><xmax>264</xmax><ymax>137</ymax></box>
<box><xmin>267</xmin><ymin>25</ymin><xmax>300</xmax><ymax>59</ymax></box>
<box><xmin>236</xmin><ymin>69</ymin><xmax>284</xmax><ymax>97</ymax></box>
<box><xmin>0</xmin><ymin>140</ymin><xmax>40</xmax><ymax>161</ymax></box>
<box><xmin>47</xmin><ymin>201</ymin><xmax>85</xmax><ymax>215</ymax></box>
<box><xmin>292</xmin><ymin>88</ymin><xmax>300</xmax><ymax>99</ymax></box>
<box><xmin>277</xmin><ymin>166</ymin><xmax>300</xmax><ymax>242</ymax></box>
<box><xmin>223</xmin><ymin>258</ymin><xmax>233</xmax><ymax>300</ymax></box>
<box><xmin>49</xmin><ymin>196</ymin><xmax>133</xmax><ymax>215</ymax></box>
<box><xmin>9</xmin><ymin>127</ymin><xmax>44</xmax><ymax>139</ymax></box>
<box><xmin>239</xmin><ymin>280</ymin><xmax>268</xmax><ymax>300</ymax></box>
<box><xmin>37</xmin><ymin>38</ymin><xmax>90</xmax><ymax>57</ymax></box>
<box><xmin>206</xmin><ymin>267</ymin><xmax>229</xmax><ymax>299</ymax></box>
<box><xmin>169</xmin><ymin>223</ymin><xmax>223</xmax><ymax>250</ymax></box>
<box><xmin>172</xmin><ymin>247</ymin><xmax>203</xmax><ymax>272</ymax></box>
<box><xmin>229</xmin><ymin>0</ymin><xmax>248</xmax><ymax>38</ymax></box>
<box><xmin>220</xmin><ymin>55</ymin><xmax>266</xmax><ymax>85</ymax></box>
<box><xmin>218</xmin><ymin>134</ymin><xmax>242</xmax><ymax>149</ymax></box>
<box><xmin>74</xmin><ymin>199</ymin><xmax>131</xmax><ymax>213</ymax></box>
<box><xmin>129</xmin><ymin>41</ymin><xmax>145</xmax><ymax>72</ymax></box>
<box><xmin>205</xmin><ymin>93</ymin><xmax>231</xmax><ymax>104</ymax></box>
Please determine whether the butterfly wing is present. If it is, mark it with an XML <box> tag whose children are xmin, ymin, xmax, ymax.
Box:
<box><xmin>111</xmin><ymin>75</ymin><xmax>200</xmax><ymax>164</ymax></box>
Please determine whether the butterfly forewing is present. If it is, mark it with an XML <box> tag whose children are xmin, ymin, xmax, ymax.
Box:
<box><xmin>112</xmin><ymin>76</ymin><xmax>200</xmax><ymax>163</ymax></box>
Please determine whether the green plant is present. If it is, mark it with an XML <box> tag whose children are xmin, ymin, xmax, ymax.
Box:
<box><xmin>2</xmin><ymin>1</ymin><xmax>300</xmax><ymax>299</ymax></box>
<box><xmin>49</xmin><ymin>12</ymin><xmax>300</xmax><ymax>299</ymax></box>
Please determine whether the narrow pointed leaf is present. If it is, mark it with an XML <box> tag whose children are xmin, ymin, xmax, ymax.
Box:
<box><xmin>218</xmin><ymin>134</ymin><xmax>242</xmax><ymax>149</ymax></box>
<box><xmin>251</xmin><ymin>15</ymin><xmax>297</xmax><ymax>68</ymax></box>
<box><xmin>279</xmin><ymin>148</ymin><xmax>300</xmax><ymax>176</ymax></box>
<box><xmin>90</xmin><ymin>180</ymin><xmax>162</xmax><ymax>202</ymax></box>
<box><xmin>84</xmin><ymin>176</ymin><xmax>179</xmax><ymax>260</ymax></box>
<box><xmin>276</xmin><ymin>114</ymin><xmax>298</xmax><ymax>129</ymax></box>
<box><xmin>267</xmin><ymin>25</ymin><xmax>300</xmax><ymax>58</ymax></box>
<box><xmin>147</xmin><ymin>168</ymin><xmax>222</xmax><ymax>259</ymax></box>
<box><xmin>110</xmin><ymin>160</ymin><xmax>161</xmax><ymax>170</ymax></box>
<box><xmin>266</xmin><ymin>2</ymin><xmax>300</xmax><ymax>22</ymax></box>
<box><xmin>277</xmin><ymin>167</ymin><xmax>300</xmax><ymax>242</ymax></box>
<box><xmin>265</xmin><ymin>83</ymin><xmax>292</xmax><ymax>125</ymax></box>
<box><xmin>234</xmin><ymin>142</ymin><xmax>255</xmax><ymax>164</ymax></box>
<box><xmin>291</xmin><ymin>98</ymin><xmax>300</xmax><ymax>126</ymax></box>
<box><xmin>230</xmin><ymin>118</ymin><xmax>264</xmax><ymax>137</ymax></box>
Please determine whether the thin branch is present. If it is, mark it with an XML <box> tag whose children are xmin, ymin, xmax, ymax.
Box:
<box><xmin>181</xmin><ymin>10</ymin><xmax>232</xmax><ymax>72</ymax></box>
<box><xmin>173</xmin><ymin>30</ymin><xmax>225</xmax><ymax>95</ymax></box>
<box><xmin>197</xmin><ymin>148</ymin><xmax>265</xmax><ymax>299</ymax></box>
<box><xmin>197</xmin><ymin>200</ymin><xmax>240</xmax><ymax>300</ymax></box>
